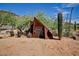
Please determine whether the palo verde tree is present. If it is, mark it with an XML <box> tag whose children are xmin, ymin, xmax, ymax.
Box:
<box><xmin>36</xmin><ymin>12</ymin><xmax>55</xmax><ymax>30</ymax></box>
<box><xmin>58</xmin><ymin>12</ymin><xmax>63</xmax><ymax>40</ymax></box>
<box><xmin>15</xmin><ymin>16</ymin><xmax>31</xmax><ymax>30</ymax></box>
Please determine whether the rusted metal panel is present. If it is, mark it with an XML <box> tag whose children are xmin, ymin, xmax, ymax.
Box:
<box><xmin>31</xmin><ymin>17</ymin><xmax>53</xmax><ymax>39</ymax></box>
<box><xmin>33</xmin><ymin>18</ymin><xmax>44</xmax><ymax>38</ymax></box>
<box><xmin>44</xmin><ymin>27</ymin><xmax>49</xmax><ymax>39</ymax></box>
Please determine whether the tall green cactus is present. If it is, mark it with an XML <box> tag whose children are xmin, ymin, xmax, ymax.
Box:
<box><xmin>74</xmin><ymin>21</ymin><xmax>76</xmax><ymax>31</ymax></box>
<box><xmin>58</xmin><ymin>12</ymin><xmax>63</xmax><ymax>40</ymax></box>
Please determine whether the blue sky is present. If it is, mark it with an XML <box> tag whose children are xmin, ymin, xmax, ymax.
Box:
<box><xmin>0</xmin><ymin>3</ymin><xmax>79</xmax><ymax>23</ymax></box>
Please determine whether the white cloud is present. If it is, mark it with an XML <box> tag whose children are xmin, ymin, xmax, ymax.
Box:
<box><xmin>52</xmin><ymin>7</ymin><xmax>62</xmax><ymax>12</ymax></box>
<box><xmin>52</xmin><ymin>7</ymin><xmax>70</xmax><ymax>19</ymax></box>
<box><xmin>63</xmin><ymin>11</ymin><xmax>70</xmax><ymax>15</ymax></box>
<box><xmin>52</xmin><ymin>3</ymin><xmax>79</xmax><ymax>13</ymax></box>
<box><xmin>71</xmin><ymin>19</ymin><xmax>79</xmax><ymax>23</ymax></box>
<box><xmin>62</xmin><ymin>3</ymin><xmax>79</xmax><ymax>8</ymax></box>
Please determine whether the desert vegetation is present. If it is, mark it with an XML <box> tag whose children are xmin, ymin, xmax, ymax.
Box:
<box><xmin>0</xmin><ymin>10</ymin><xmax>79</xmax><ymax>39</ymax></box>
<box><xmin>0</xmin><ymin>10</ymin><xmax>79</xmax><ymax>56</ymax></box>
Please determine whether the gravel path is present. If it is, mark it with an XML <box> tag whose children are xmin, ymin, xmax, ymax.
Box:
<box><xmin>0</xmin><ymin>37</ymin><xmax>79</xmax><ymax>56</ymax></box>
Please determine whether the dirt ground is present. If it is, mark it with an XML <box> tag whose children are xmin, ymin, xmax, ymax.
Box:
<box><xmin>0</xmin><ymin>35</ymin><xmax>79</xmax><ymax>56</ymax></box>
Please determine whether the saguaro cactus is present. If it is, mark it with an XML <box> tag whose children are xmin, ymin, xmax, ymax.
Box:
<box><xmin>58</xmin><ymin>12</ymin><xmax>63</xmax><ymax>40</ymax></box>
<box><xmin>74</xmin><ymin>21</ymin><xmax>76</xmax><ymax>31</ymax></box>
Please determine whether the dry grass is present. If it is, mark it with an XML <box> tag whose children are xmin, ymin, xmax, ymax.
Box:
<box><xmin>0</xmin><ymin>36</ymin><xmax>79</xmax><ymax>56</ymax></box>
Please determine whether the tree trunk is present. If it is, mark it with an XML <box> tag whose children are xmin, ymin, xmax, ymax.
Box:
<box><xmin>10</xmin><ymin>30</ymin><xmax>14</xmax><ymax>37</ymax></box>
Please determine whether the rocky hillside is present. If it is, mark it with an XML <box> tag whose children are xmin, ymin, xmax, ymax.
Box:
<box><xmin>0</xmin><ymin>10</ymin><xmax>18</xmax><ymax>16</ymax></box>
